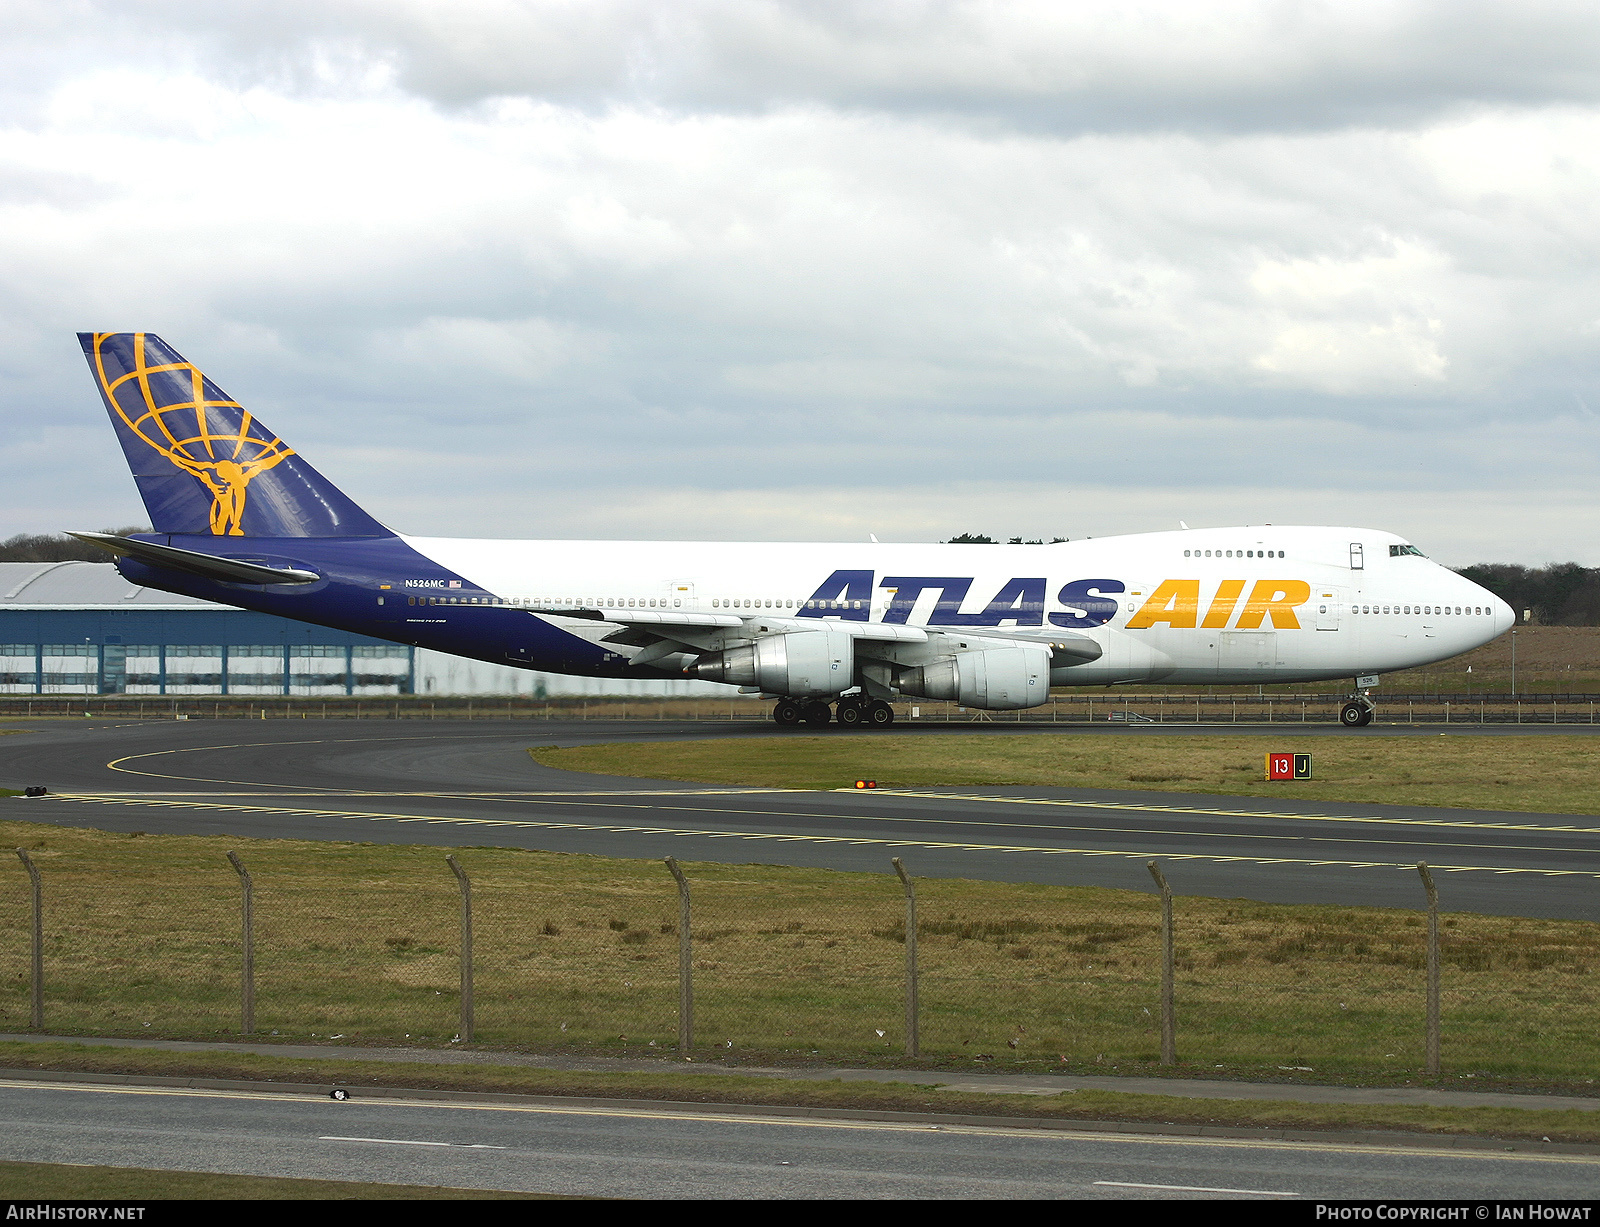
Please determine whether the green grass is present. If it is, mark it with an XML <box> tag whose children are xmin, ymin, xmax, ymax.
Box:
<box><xmin>0</xmin><ymin>1159</ymin><xmax>577</xmax><ymax>1200</ymax></box>
<box><xmin>531</xmin><ymin>733</ymin><xmax>1600</xmax><ymax>814</ymax></box>
<box><xmin>1</xmin><ymin>1042</ymin><xmax>1597</xmax><ymax>1147</ymax></box>
<box><xmin>3</xmin><ymin>818</ymin><xmax>1600</xmax><ymax>1083</ymax></box>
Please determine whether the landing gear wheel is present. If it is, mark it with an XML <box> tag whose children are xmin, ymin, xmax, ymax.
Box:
<box><xmin>773</xmin><ymin>699</ymin><xmax>803</xmax><ymax>726</ymax></box>
<box><xmin>1340</xmin><ymin>701</ymin><xmax>1374</xmax><ymax>728</ymax></box>
<box><xmin>866</xmin><ymin>700</ymin><xmax>894</xmax><ymax>727</ymax></box>
<box><xmin>836</xmin><ymin>702</ymin><xmax>866</xmax><ymax>728</ymax></box>
<box><xmin>802</xmin><ymin>701</ymin><xmax>832</xmax><ymax>727</ymax></box>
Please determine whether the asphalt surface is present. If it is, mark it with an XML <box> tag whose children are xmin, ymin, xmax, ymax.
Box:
<box><xmin>9</xmin><ymin>1032</ymin><xmax>1600</xmax><ymax>1113</ymax></box>
<box><xmin>2</xmin><ymin>718</ymin><xmax>1599</xmax><ymax>919</ymax></box>
<box><xmin>3</xmin><ymin>1077</ymin><xmax>1598</xmax><ymax>1199</ymax></box>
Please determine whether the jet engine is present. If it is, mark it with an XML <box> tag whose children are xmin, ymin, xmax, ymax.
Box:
<box><xmin>688</xmin><ymin>629</ymin><xmax>854</xmax><ymax>697</ymax></box>
<box><xmin>895</xmin><ymin>645</ymin><xmax>1050</xmax><ymax>710</ymax></box>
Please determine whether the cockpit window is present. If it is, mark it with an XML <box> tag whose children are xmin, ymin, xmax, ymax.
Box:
<box><xmin>1389</xmin><ymin>544</ymin><xmax>1426</xmax><ymax>558</ymax></box>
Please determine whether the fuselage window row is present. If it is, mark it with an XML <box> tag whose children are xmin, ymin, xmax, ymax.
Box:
<box><xmin>1183</xmin><ymin>549</ymin><xmax>1285</xmax><ymax>558</ymax></box>
<box><xmin>401</xmin><ymin>594</ymin><xmax>1492</xmax><ymax>619</ymax></box>
<box><xmin>1351</xmin><ymin>606</ymin><xmax>1486</xmax><ymax>616</ymax></box>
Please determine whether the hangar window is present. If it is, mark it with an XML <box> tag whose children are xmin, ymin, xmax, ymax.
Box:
<box><xmin>0</xmin><ymin>645</ymin><xmax>31</xmax><ymax>655</ymax></box>
<box><xmin>43</xmin><ymin>644</ymin><xmax>96</xmax><ymax>656</ymax></box>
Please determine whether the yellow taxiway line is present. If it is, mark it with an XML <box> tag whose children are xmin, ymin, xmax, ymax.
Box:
<box><xmin>33</xmin><ymin>793</ymin><xmax>1600</xmax><ymax>878</ymax></box>
<box><xmin>0</xmin><ymin>1077</ymin><xmax>1594</xmax><ymax>1166</ymax></box>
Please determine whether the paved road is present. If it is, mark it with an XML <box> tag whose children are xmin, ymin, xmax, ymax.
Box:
<box><xmin>3</xmin><ymin>719</ymin><xmax>1599</xmax><ymax>919</ymax></box>
<box><xmin>12</xmin><ymin>1032</ymin><xmax>1600</xmax><ymax>1114</ymax></box>
<box><xmin>2</xmin><ymin>1078</ymin><xmax>1596</xmax><ymax>1200</ymax></box>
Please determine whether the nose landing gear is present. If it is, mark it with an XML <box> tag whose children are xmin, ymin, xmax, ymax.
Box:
<box><xmin>1339</xmin><ymin>697</ymin><xmax>1375</xmax><ymax>727</ymax></box>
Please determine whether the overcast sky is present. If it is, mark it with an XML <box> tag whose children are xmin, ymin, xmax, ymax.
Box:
<box><xmin>3</xmin><ymin>1</ymin><xmax>1600</xmax><ymax>564</ymax></box>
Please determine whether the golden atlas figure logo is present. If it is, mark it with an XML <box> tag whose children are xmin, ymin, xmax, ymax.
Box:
<box><xmin>90</xmin><ymin>332</ymin><xmax>295</xmax><ymax>536</ymax></box>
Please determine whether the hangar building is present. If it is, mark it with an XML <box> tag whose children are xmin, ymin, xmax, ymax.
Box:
<box><xmin>0</xmin><ymin>562</ymin><xmax>720</xmax><ymax>699</ymax></box>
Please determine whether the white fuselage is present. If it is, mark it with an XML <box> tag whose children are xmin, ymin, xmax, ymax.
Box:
<box><xmin>404</xmin><ymin>524</ymin><xmax>1512</xmax><ymax>688</ymax></box>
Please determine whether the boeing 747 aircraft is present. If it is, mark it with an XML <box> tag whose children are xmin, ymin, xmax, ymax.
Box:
<box><xmin>71</xmin><ymin>333</ymin><xmax>1512</xmax><ymax>728</ymax></box>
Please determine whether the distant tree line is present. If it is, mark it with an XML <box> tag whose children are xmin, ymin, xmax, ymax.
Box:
<box><xmin>0</xmin><ymin>530</ymin><xmax>145</xmax><ymax>563</ymax></box>
<box><xmin>945</xmin><ymin>534</ymin><xmax>1068</xmax><ymax>544</ymax></box>
<box><xmin>1456</xmin><ymin>563</ymin><xmax>1600</xmax><ymax>626</ymax></box>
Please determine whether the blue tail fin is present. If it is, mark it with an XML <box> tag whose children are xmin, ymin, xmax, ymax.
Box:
<box><xmin>80</xmin><ymin>332</ymin><xmax>388</xmax><ymax>538</ymax></box>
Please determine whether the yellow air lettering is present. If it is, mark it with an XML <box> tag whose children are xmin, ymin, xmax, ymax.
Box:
<box><xmin>1201</xmin><ymin>579</ymin><xmax>1245</xmax><ymax>629</ymax></box>
<box><xmin>1234</xmin><ymin>579</ymin><xmax>1311</xmax><ymax>629</ymax></box>
<box><xmin>1126</xmin><ymin>579</ymin><xmax>1200</xmax><ymax>629</ymax></box>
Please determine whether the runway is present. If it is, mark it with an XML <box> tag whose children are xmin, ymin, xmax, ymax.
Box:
<box><xmin>3</xmin><ymin>1077</ymin><xmax>1596</xmax><ymax>1199</ymax></box>
<box><xmin>3</xmin><ymin>719</ymin><xmax>1599</xmax><ymax>919</ymax></box>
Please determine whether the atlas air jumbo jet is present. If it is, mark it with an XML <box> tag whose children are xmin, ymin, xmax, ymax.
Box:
<box><xmin>71</xmin><ymin>333</ymin><xmax>1513</xmax><ymax>728</ymax></box>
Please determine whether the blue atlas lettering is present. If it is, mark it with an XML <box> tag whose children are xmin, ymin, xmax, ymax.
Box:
<box><xmin>799</xmin><ymin>569</ymin><xmax>874</xmax><ymax>621</ymax></box>
<box><xmin>880</xmin><ymin>577</ymin><xmax>974</xmax><ymax>625</ymax></box>
<box><xmin>1049</xmin><ymin>578</ymin><xmax>1124</xmax><ymax>628</ymax></box>
<box><xmin>964</xmin><ymin>577</ymin><xmax>1046</xmax><ymax>627</ymax></box>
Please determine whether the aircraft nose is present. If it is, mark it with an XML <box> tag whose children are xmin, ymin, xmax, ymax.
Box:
<box><xmin>1491</xmin><ymin>595</ymin><xmax>1516</xmax><ymax>635</ymax></box>
<box><xmin>1472</xmin><ymin>586</ymin><xmax>1515</xmax><ymax>636</ymax></box>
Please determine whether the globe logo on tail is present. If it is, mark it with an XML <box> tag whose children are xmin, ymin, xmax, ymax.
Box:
<box><xmin>91</xmin><ymin>333</ymin><xmax>296</xmax><ymax>535</ymax></box>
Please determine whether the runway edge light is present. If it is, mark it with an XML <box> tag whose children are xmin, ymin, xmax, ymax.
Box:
<box><xmin>855</xmin><ymin>780</ymin><xmax>877</xmax><ymax>789</ymax></box>
<box><xmin>1265</xmin><ymin>754</ymin><xmax>1312</xmax><ymax>781</ymax></box>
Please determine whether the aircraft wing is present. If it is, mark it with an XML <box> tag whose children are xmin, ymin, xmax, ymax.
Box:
<box><xmin>534</xmin><ymin>607</ymin><xmax>930</xmax><ymax>642</ymax></box>
<box><xmin>545</xmin><ymin>608</ymin><xmax>1098</xmax><ymax>671</ymax></box>
<box><xmin>953</xmin><ymin>626</ymin><xmax>1104</xmax><ymax>662</ymax></box>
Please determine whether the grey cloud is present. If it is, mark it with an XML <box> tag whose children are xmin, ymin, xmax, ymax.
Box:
<box><xmin>1</xmin><ymin>5</ymin><xmax>1598</xmax><ymax>564</ymax></box>
<box><xmin>55</xmin><ymin>0</ymin><xmax>1600</xmax><ymax>135</ymax></box>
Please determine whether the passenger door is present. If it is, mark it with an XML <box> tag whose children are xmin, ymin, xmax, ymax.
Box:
<box><xmin>1315</xmin><ymin>586</ymin><xmax>1343</xmax><ymax>631</ymax></box>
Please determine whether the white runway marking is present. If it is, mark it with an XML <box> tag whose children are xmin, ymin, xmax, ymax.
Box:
<box><xmin>1093</xmin><ymin>1179</ymin><xmax>1297</xmax><ymax>1196</ymax></box>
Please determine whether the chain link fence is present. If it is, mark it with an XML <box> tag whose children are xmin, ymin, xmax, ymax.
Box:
<box><xmin>5</xmin><ymin>839</ymin><xmax>1598</xmax><ymax>1080</ymax></box>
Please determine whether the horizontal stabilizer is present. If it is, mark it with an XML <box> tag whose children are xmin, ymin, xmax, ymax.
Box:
<box><xmin>66</xmin><ymin>531</ymin><xmax>320</xmax><ymax>586</ymax></box>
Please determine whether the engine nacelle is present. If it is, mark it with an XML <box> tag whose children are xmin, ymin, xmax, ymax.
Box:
<box><xmin>688</xmin><ymin>629</ymin><xmax>854</xmax><ymax>697</ymax></box>
<box><xmin>896</xmin><ymin>646</ymin><xmax>1050</xmax><ymax>710</ymax></box>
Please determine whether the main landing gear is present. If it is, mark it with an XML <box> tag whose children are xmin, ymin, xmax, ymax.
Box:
<box><xmin>1339</xmin><ymin>696</ymin><xmax>1376</xmax><ymax>727</ymax></box>
<box><xmin>772</xmin><ymin>697</ymin><xmax>894</xmax><ymax>728</ymax></box>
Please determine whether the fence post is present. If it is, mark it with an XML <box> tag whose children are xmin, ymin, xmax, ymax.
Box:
<box><xmin>1146</xmin><ymin>860</ymin><xmax>1176</xmax><ymax>1065</ymax></box>
<box><xmin>1417</xmin><ymin>862</ymin><xmax>1440</xmax><ymax>1075</ymax></box>
<box><xmin>891</xmin><ymin>857</ymin><xmax>919</xmax><ymax>1057</ymax></box>
<box><xmin>14</xmin><ymin>850</ymin><xmax>42</xmax><ymax>1029</ymax></box>
<box><xmin>446</xmin><ymin>855</ymin><xmax>474</xmax><ymax>1043</ymax></box>
<box><xmin>225</xmin><ymin>851</ymin><xmax>254</xmax><ymax>1035</ymax></box>
<box><xmin>665</xmin><ymin>857</ymin><xmax>692</xmax><ymax>1052</ymax></box>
